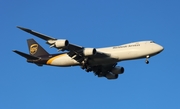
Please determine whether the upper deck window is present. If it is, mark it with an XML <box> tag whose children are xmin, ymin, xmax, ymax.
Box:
<box><xmin>150</xmin><ymin>41</ymin><xmax>154</xmax><ymax>43</ymax></box>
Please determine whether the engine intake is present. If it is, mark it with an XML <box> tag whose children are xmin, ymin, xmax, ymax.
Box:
<box><xmin>54</xmin><ymin>40</ymin><xmax>69</xmax><ymax>48</ymax></box>
<box><xmin>47</xmin><ymin>39</ymin><xmax>69</xmax><ymax>48</ymax></box>
<box><xmin>83</xmin><ymin>48</ymin><xmax>96</xmax><ymax>56</ymax></box>
<box><xmin>111</xmin><ymin>66</ymin><xmax>124</xmax><ymax>74</ymax></box>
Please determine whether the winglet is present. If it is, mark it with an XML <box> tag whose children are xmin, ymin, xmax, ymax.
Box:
<box><xmin>17</xmin><ymin>26</ymin><xmax>56</xmax><ymax>41</ymax></box>
<box><xmin>17</xmin><ymin>26</ymin><xmax>32</xmax><ymax>33</ymax></box>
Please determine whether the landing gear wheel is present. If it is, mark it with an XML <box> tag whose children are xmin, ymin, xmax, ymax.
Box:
<box><xmin>81</xmin><ymin>65</ymin><xmax>85</xmax><ymax>69</ymax></box>
<box><xmin>86</xmin><ymin>67</ymin><xmax>92</xmax><ymax>72</ymax></box>
<box><xmin>145</xmin><ymin>55</ymin><xmax>150</xmax><ymax>64</ymax></box>
<box><xmin>145</xmin><ymin>60</ymin><xmax>149</xmax><ymax>64</ymax></box>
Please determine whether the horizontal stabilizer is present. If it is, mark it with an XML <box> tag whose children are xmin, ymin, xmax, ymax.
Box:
<box><xmin>17</xmin><ymin>26</ymin><xmax>56</xmax><ymax>41</ymax></box>
<box><xmin>13</xmin><ymin>50</ymin><xmax>39</xmax><ymax>60</ymax></box>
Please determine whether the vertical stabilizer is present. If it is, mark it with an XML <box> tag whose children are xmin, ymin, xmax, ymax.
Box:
<box><xmin>27</xmin><ymin>39</ymin><xmax>49</xmax><ymax>57</ymax></box>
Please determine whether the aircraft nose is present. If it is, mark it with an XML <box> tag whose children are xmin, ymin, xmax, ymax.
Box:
<box><xmin>159</xmin><ymin>45</ymin><xmax>164</xmax><ymax>51</ymax></box>
<box><xmin>156</xmin><ymin>44</ymin><xmax>164</xmax><ymax>53</ymax></box>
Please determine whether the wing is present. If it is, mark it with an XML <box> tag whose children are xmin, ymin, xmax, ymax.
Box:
<box><xmin>17</xmin><ymin>26</ymin><xmax>83</xmax><ymax>51</ymax></box>
<box><xmin>17</xmin><ymin>26</ymin><xmax>109</xmax><ymax>61</ymax></box>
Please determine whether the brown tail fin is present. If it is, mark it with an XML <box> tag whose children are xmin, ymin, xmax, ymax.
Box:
<box><xmin>27</xmin><ymin>39</ymin><xmax>49</xmax><ymax>57</ymax></box>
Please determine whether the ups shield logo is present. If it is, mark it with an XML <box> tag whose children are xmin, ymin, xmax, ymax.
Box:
<box><xmin>30</xmin><ymin>44</ymin><xmax>38</xmax><ymax>55</ymax></box>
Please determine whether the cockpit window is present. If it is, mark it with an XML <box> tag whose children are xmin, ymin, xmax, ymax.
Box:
<box><xmin>150</xmin><ymin>41</ymin><xmax>154</xmax><ymax>43</ymax></box>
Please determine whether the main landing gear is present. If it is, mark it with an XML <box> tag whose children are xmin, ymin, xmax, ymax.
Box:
<box><xmin>145</xmin><ymin>55</ymin><xmax>149</xmax><ymax>64</ymax></box>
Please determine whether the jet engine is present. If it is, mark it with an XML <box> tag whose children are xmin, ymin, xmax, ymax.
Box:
<box><xmin>106</xmin><ymin>73</ymin><xmax>118</xmax><ymax>79</ymax></box>
<box><xmin>111</xmin><ymin>66</ymin><xmax>124</xmax><ymax>74</ymax></box>
<box><xmin>54</xmin><ymin>40</ymin><xmax>69</xmax><ymax>48</ymax></box>
<box><xmin>83</xmin><ymin>48</ymin><xmax>97</xmax><ymax>56</ymax></box>
<box><xmin>47</xmin><ymin>39</ymin><xmax>69</xmax><ymax>48</ymax></box>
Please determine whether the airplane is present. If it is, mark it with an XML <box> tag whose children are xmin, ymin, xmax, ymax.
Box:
<box><xmin>13</xmin><ymin>26</ymin><xmax>164</xmax><ymax>79</ymax></box>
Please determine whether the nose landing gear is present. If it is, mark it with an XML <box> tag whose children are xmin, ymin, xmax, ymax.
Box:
<box><xmin>145</xmin><ymin>55</ymin><xmax>149</xmax><ymax>64</ymax></box>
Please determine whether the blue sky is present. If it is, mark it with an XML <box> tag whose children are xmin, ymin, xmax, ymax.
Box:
<box><xmin>1</xmin><ymin>0</ymin><xmax>180</xmax><ymax>109</ymax></box>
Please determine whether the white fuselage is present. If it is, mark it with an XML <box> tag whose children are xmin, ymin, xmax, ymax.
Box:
<box><xmin>46</xmin><ymin>41</ymin><xmax>164</xmax><ymax>66</ymax></box>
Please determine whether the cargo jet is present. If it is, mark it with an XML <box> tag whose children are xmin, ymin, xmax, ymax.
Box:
<box><xmin>13</xmin><ymin>26</ymin><xmax>164</xmax><ymax>79</ymax></box>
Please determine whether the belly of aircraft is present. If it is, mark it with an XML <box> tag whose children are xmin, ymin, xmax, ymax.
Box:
<box><xmin>46</xmin><ymin>54</ymin><xmax>79</xmax><ymax>66</ymax></box>
<box><xmin>89</xmin><ymin>57</ymin><xmax>118</xmax><ymax>66</ymax></box>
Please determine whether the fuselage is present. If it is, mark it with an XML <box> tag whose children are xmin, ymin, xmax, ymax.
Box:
<box><xmin>44</xmin><ymin>40</ymin><xmax>163</xmax><ymax>67</ymax></box>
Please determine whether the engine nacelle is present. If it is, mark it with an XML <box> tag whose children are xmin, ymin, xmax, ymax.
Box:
<box><xmin>47</xmin><ymin>39</ymin><xmax>69</xmax><ymax>48</ymax></box>
<box><xmin>106</xmin><ymin>73</ymin><xmax>118</xmax><ymax>79</ymax></box>
<box><xmin>83</xmin><ymin>48</ymin><xmax>96</xmax><ymax>56</ymax></box>
<box><xmin>54</xmin><ymin>39</ymin><xmax>69</xmax><ymax>48</ymax></box>
<box><xmin>111</xmin><ymin>66</ymin><xmax>124</xmax><ymax>74</ymax></box>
